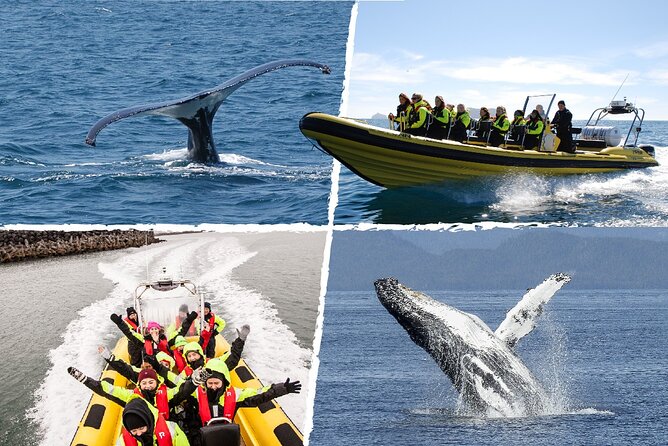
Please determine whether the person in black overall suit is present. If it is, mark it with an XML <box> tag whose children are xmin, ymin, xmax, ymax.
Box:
<box><xmin>552</xmin><ymin>100</ymin><xmax>575</xmax><ymax>153</ymax></box>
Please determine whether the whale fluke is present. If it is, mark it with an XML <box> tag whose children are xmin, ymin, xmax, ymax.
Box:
<box><xmin>85</xmin><ymin>59</ymin><xmax>331</xmax><ymax>163</ymax></box>
<box><xmin>374</xmin><ymin>275</ymin><xmax>570</xmax><ymax>417</ymax></box>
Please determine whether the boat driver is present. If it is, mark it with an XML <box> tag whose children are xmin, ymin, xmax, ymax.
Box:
<box><xmin>551</xmin><ymin>100</ymin><xmax>575</xmax><ymax>153</ymax></box>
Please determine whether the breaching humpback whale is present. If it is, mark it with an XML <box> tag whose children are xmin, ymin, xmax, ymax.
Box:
<box><xmin>374</xmin><ymin>274</ymin><xmax>571</xmax><ymax>417</ymax></box>
<box><xmin>85</xmin><ymin>59</ymin><xmax>331</xmax><ymax>163</ymax></box>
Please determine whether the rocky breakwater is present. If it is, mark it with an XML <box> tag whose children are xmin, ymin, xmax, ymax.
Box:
<box><xmin>0</xmin><ymin>229</ymin><xmax>162</xmax><ymax>263</ymax></box>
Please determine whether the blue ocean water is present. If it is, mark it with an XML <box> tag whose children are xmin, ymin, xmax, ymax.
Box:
<box><xmin>311</xmin><ymin>289</ymin><xmax>668</xmax><ymax>446</ymax></box>
<box><xmin>334</xmin><ymin>120</ymin><xmax>668</xmax><ymax>225</ymax></box>
<box><xmin>0</xmin><ymin>1</ymin><xmax>352</xmax><ymax>225</ymax></box>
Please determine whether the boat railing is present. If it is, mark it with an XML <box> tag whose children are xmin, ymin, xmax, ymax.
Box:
<box><xmin>506</xmin><ymin>124</ymin><xmax>527</xmax><ymax>147</ymax></box>
<box><xmin>469</xmin><ymin>120</ymin><xmax>492</xmax><ymax>144</ymax></box>
<box><xmin>582</xmin><ymin>99</ymin><xmax>645</xmax><ymax>148</ymax></box>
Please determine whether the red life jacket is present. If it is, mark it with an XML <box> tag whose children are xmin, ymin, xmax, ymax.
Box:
<box><xmin>121</xmin><ymin>412</ymin><xmax>172</xmax><ymax>446</ymax></box>
<box><xmin>133</xmin><ymin>384</ymin><xmax>170</xmax><ymax>420</ymax></box>
<box><xmin>175</xmin><ymin>315</ymin><xmax>197</xmax><ymax>336</ymax></box>
<box><xmin>173</xmin><ymin>350</ymin><xmax>187</xmax><ymax>373</ymax></box>
<box><xmin>197</xmin><ymin>386</ymin><xmax>236</xmax><ymax>425</ymax></box>
<box><xmin>124</xmin><ymin>317</ymin><xmax>139</xmax><ymax>332</ymax></box>
<box><xmin>201</xmin><ymin>314</ymin><xmax>217</xmax><ymax>350</ymax></box>
<box><xmin>144</xmin><ymin>337</ymin><xmax>171</xmax><ymax>357</ymax></box>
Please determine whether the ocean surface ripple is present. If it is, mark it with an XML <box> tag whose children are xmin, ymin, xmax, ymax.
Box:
<box><xmin>0</xmin><ymin>1</ymin><xmax>352</xmax><ymax>225</ymax></box>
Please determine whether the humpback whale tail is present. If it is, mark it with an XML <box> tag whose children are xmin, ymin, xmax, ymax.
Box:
<box><xmin>85</xmin><ymin>59</ymin><xmax>331</xmax><ymax>163</ymax></box>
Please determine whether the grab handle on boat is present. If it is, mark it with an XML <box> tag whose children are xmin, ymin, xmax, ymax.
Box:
<box><xmin>207</xmin><ymin>416</ymin><xmax>233</xmax><ymax>425</ymax></box>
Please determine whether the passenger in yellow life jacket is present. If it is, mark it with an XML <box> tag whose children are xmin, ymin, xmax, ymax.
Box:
<box><xmin>98</xmin><ymin>345</ymin><xmax>179</xmax><ymax>390</ymax></box>
<box><xmin>405</xmin><ymin>93</ymin><xmax>431</xmax><ymax>137</ymax></box>
<box><xmin>474</xmin><ymin>107</ymin><xmax>492</xmax><ymax>142</ymax></box>
<box><xmin>446</xmin><ymin>103</ymin><xmax>456</xmax><ymax>120</ymax></box>
<box><xmin>450</xmin><ymin>104</ymin><xmax>471</xmax><ymax>143</ymax></box>
<box><xmin>68</xmin><ymin>366</ymin><xmax>184</xmax><ymax>422</ymax></box>
<box><xmin>509</xmin><ymin>109</ymin><xmax>527</xmax><ymax>144</ymax></box>
<box><xmin>201</xmin><ymin>302</ymin><xmax>226</xmax><ymax>359</ymax></box>
<box><xmin>489</xmin><ymin>106</ymin><xmax>510</xmax><ymax>147</ymax></box>
<box><xmin>511</xmin><ymin>109</ymin><xmax>526</xmax><ymax>126</ymax></box>
<box><xmin>427</xmin><ymin>96</ymin><xmax>451</xmax><ymax>140</ymax></box>
<box><xmin>388</xmin><ymin>92</ymin><xmax>412</xmax><ymax>131</ymax></box>
<box><xmin>174</xmin><ymin>357</ymin><xmax>301</xmax><ymax>441</ymax></box>
<box><xmin>523</xmin><ymin>109</ymin><xmax>545</xmax><ymax>150</ymax></box>
<box><xmin>118</xmin><ymin>396</ymin><xmax>189</xmax><ymax>446</ymax></box>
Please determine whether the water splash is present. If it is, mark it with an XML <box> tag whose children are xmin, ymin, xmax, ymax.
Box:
<box><xmin>530</xmin><ymin>311</ymin><xmax>573</xmax><ymax>415</ymax></box>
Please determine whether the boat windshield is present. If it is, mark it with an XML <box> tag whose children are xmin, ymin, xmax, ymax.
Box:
<box><xmin>522</xmin><ymin>94</ymin><xmax>556</xmax><ymax>121</ymax></box>
<box><xmin>135</xmin><ymin>281</ymin><xmax>203</xmax><ymax>335</ymax></box>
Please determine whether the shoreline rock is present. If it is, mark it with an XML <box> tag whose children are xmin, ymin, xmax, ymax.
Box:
<box><xmin>0</xmin><ymin>229</ymin><xmax>162</xmax><ymax>263</ymax></box>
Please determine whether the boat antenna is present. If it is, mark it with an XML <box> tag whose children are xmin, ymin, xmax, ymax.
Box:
<box><xmin>611</xmin><ymin>74</ymin><xmax>629</xmax><ymax>102</ymax></box>
<box><xmin>145</xmin><ymin>231</ymin><xmax>150</xmax><ymax>281</ymax></box>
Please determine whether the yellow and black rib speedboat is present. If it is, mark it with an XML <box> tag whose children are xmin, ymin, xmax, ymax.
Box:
<box><xmin>70</xmin><ymin>276</ymin><xmax>302</xmax><ymax>446</ymax></box>
<box><xmin>299</xmin><ymin>102</ymin><xmax>658</xmax><ymax>188</ymax></box>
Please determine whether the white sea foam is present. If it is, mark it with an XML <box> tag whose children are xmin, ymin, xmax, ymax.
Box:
<box><xmin>491</xmin><ymin>146</ymin><xmax>668</xmax><ymax>220</ymax></box>
<box><xmin>571</xmin><ymin>407</ymin><xmax>615</xmax><ymax>416</ymax></box>
<box><xmin>219</xmin><ymin>153</ymin><xmax>286</xmax><ymax>168</ymax></box>
<box><xmin>28</xmin><ymin>232</ymin><xmax>311</xmax><ymax>443</ymax></box>
<box><xmin>63</xmin><ymin>162</ymin><xmax>106</xmax><ymax>167</ymax></box>
<box><xmin>143</xmin><ymin>147</ymin><xmax>286</xmax><ymax>169</ymax></box>
<box><xmin>143</xmin><ymin>148</ymin><xmax>188</xmax><ymax>161</ymax></box>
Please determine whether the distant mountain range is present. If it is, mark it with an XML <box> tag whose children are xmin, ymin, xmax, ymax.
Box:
<box><xmin>328</xmin><ymin>228</ymin><xmax>668</xmax><ymax>291</ymax></box>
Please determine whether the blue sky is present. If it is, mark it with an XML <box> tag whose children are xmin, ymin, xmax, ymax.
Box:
<box><xmin>347</xmin><ymin>0</ymin><xmax>668</xmax><ymax>120</ymax></box>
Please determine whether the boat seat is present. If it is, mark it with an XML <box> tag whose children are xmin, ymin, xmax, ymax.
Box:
<box><xmin>200</xmin><ymin>422</ymin><xmax>241</xmax><ymax>446</ymax></box>
<box><xmin>507</xmin><ymin>124</ymin><xmax>526</xmax><ymax>145</ymax></box>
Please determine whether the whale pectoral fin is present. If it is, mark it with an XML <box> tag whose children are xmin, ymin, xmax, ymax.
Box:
<box><xmin>84</xmin><ymin>59</ymin><xmax>330</xmax><ymax>160</ymax></box>
<box><xmin>494</xmin><ymin>273</ymin><xmax>571</xmax><ymax>348</ymax></box>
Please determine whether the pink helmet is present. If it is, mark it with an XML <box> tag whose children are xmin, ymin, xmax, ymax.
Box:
<box><xmin>146</xmin><ymin>321</ymin><xmax>161</xmax><ymax>331</ymax></box>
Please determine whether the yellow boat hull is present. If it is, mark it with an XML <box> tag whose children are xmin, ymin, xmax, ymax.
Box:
<box><xmin>299</xmin><ymin>113</ymin><xmax>658</xmax><ymax>188</ymax></box>
<box><xmin>70</xmin><ymin>336</ymin><xmax>302</xmax><ymax>446</ymax></box>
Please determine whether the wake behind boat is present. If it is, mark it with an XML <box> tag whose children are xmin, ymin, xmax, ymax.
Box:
<box><xmin>300</xmin><ymin>98</ymin><xmax>658</xmax><ymax>188</ymax></box>
<box><xmin>69</xmin><ymin>272</ymin><xmax>302</xmax><ymax>446</ymax></box>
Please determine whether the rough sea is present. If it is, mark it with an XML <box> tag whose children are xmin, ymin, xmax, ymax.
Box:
<box><xmin>0</xmin><ymin>1</ymin><xmax>352</xmax><ymax>225</ymax></box>
<box><xmin>334</xmin><ymin>120</ymin><xmax>668</xmax><ymax>226</ymax></box>
<box><xmin>311</xmin><ymin>289</ymin><xmax>668</xmax><ymax>446</ymax></box>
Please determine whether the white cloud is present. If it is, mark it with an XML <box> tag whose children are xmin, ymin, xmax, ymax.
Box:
<box><xmin>397</xmin><ymin>49</ymin><xmax>425</xmax><ymax>62</ymax></box>
<box><xmin>645</xmin><ymin>69</ymin><xmax>668</xmax><ymax>85</ymax></box>
<box><xmin>633</xmin><ymin>41</ymin><xmax>668</xmax><ymax>59</ymax></box>
<box><xmin>349</xmin><ymin>52</ymin><xmax>411</xmax><ymax>83</ymax></box>
<box><xmin>352</xmin><ymin>52</ymin><xmax>636</xmax><ymax>87</ymax></box>
<box><xmin>448</xmin><ymin>57</ymin><xmax>634</xmax><ymax>86</ymax></box>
